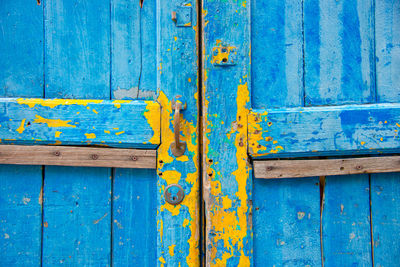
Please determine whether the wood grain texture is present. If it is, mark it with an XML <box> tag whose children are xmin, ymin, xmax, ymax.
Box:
<box><xmin>249</xmin><ymin>104</ymin><xmax>400</xmax><ymax>158</ymax></box>
<box><xmin>254</xmin><ymin>156</ymin><xmax>400</xmax><ymax>179</ymax></box>
<box><xmin>371</xmin><ymin>172</ymin><xmax>400</xmax><ymax>267</ymax></box>
<box><xmin>253</xmin><ymin>178</ymin><xmax>321</xmax><ymax>266</ymax></box>
<box><xmin>0</xmin><ymin>165</ymin><xmax>42</xmax><ymax>266</ymax></box>
<box><xmin>112</xmin><ymin>168</ymin><xmax>157</xmax><ymax>266</ymax></box>
<box><xmin>251</xmin><ymin>0</ymin><xmax>303</xmax><ymax>109</ymax></box>
<box><xmin>111</xmin><ymin>1</ymin><xmax>158</xmax><ymax>265</ymax></box>
<box><xmin>202</xmin><ymin>0</ymin><xmax>253</xmax><ymax>265</ymax></box>
<box><xmin>0</xmin><ymin>145</ymin><xmax>156</xmax><ymax>169</ymax></box>
<box><xmin>304</xmin><ymin>0</ymin><xmax>375</xmax><ymax>106</ymax></box>
<box><xmin>0</xmin><ymin>0</ymin><xmax>43</xmax><ymax>98</ymax></box>
<box><xmin>42</xmin><ymin>166</ymin><xmax>111</xmax><ymax>266</ymax></box>
<box><xmin>375</xmin><ymin>0</ymin><xmax>400</xmax><ymax>103</ymax></box>
<box><xmin>111</xmin><ymin>0</ymin><xmax>157</xmax><ymax>100</ymax></box>
<box><xmin>156</xmin><ymin>0</ymin><xmax>200</xmax><ymax>266</ymax></box>
<box><xmin>44</xmin><ymin>0</ymin><xmax>110</xmax><ymax>99</ymax></box>
<box><xmin>0</xmin><ymin>98</ymin><xmax>160</xmax><ymax>148</ymax></box>
<box><xmin>322</xmin><ymin>174</ymin><xmax>372</xmax><ymax>266</ymax></box>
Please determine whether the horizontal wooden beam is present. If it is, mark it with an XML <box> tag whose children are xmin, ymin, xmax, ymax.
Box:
<box><xmin>249</xmin><ymin>104</ymin><xmax>400</xmax><ymax>158</ymax></box>
<box><xmin>0</xmin><ymin>98</ymin><xmax>160</xmax><ymax>148</ymax></box>
<box><xmin>254</xmin><ymin>156</ymin><xmax>400</xmax><ymax>179</ymax></box>
<box><xmin>0</xmin><ymin>145</ymin><xmax>156</xmax><ymax>169</ymax></box>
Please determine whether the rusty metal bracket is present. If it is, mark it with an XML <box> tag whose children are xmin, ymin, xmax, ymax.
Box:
<box><xmin>172</xmin><ymin>5</ymin><xmax>192</xmax><ymax>27</ymax></box>
<box><xmin>212</xmin><ymin>46</ymin><xmax>237</xmax><ymax>66</ymax></box>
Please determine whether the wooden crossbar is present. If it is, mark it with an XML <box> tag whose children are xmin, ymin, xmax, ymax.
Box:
<box><xmin>0</xmin><ymin>145</ymin><xmax>156</xmax><ymax>169</ymax></box>
<box><xmin>254</xmin><ymin>156</ymin><xmax>400</xmax><ymax>179</ymax></box>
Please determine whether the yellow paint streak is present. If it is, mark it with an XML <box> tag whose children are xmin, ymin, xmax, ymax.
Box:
<box><xmin>33</xmin><ymin>115</ymin><xmax>76</xmax><ymax>128</ymax></box>
<box><xmin>55</xmin><ymin>131</ymin><xmax>62</xmax><ymax>138</ymax></box>
<box><xmin>85</xmin><ymin>133</ymin><xmax>96</xmax><ymax>139</ymax></box>
<box><xmin>157</xmin><ymin>91</ymin><xmax>200</xmax><ymax>266</ymax></box>
<box><xmin>104</xmin><ymin>130</ymin><xmax>110</xmax><ymax>134</ymax></box>
<box><xmin>112</xmin><ymin>100</ymin><xmax>132</xmax><ymax>108</ymax></box>
<box><xmin>92</xmin><ymin>109</ymin><xmax>98</xmax><ymax>114</ymax></box>
<box><xmin>169</xmin><ymin>244</ymin><xmax>176</xmax><ymax>257</ymax></box>
<box><xmin>16</xmin><ymin>119</ymin><xmax>26</xmax><ymax>133</ymax></box>
<box><xmin>144</xmin><ymin>101</ymin><xmax>161</xmax><ymax>144</ymax></box>
<box><xmin>17</xmin><ymin>98</ymin><xmax>103</xmax><ymax>108</ymax></box>
<box><xmin>115</xmin><ymin>131</ymin><xmax>125</xmax><ymax>135</ymax></box>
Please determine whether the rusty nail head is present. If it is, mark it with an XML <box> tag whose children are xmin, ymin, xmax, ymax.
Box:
<box><xmin>91</xmin><ymin>154</ymin><xmax>98</xmax><ymax>160</ymax></box>
<box><xmin>266</xmin><ymin>166</ymin><xmax>273</xmax><ymax>171</ymax></box>
<box><xmin>356</xmin><ymin>165</ymin><xmax>363</xmax><ymax>170</ymax></box>
<box><xmin>53</xmin><ymin>151</ymin><xmax>61</xmax><ymax>156</ymax></box>
<box><xmin>131</xmin><ymin>156</ymin><xmax>138</xmax><ymax>161</ymax></box>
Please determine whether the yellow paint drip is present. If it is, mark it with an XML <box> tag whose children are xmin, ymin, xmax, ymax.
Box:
<box><xmin>16</xmin><ymin>119</ymin><xmax>26</xmax><ymax>134</ymax></box>
<box><xmin>169</xmin><ymin>244</ymin><xmax>176</xmax><ymax>257</ymax></box>
<box><xmin>33</xmin><ymin>115</ymin><xmax>76</xmax><ymax>128</ymax></box>
<box><xmin>55</xmin><ymin>131</ymin><xmax>62</xmax><ymax>138</ymax></box>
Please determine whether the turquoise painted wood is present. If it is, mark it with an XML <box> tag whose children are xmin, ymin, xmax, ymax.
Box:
<box><xmin>371</xmin><ymin>172</ymin><xmax>400</xmax><ymax>266</ymax></box>
<box><xmin>322</xmin><ymin>174</ymin><xmax>372</xmax><ymax>266</ymax></box>
<box><xmin>0</xmin><ymin>165</ymin><xmax>42</xmax><ymax>266</ymax></box>
<box><xmin>111</xmin><ymin>0</ymin><xmax>158</xmax><ymax>266</ymax></box>
<box><xmin>42</xmin><ymin>167</ymin><xmax>111</xmax><ymax>265</ymax></box>
<box><xmin>250</xmin><ymin>104</ymin><xmax>400</xmax><ymax>158</ymax></box>
<box><xmin>0</xmin><ymin>0</ymin><xmax>43</xmax><ymax>98</ymax></box>
<box><xmin>0</xmin><ymin>2</ymin><xmax>44</xmax><ymax>266</ymax></box>
<box><xmin>253</xmin><ymin>178</ymin><xmax>321</xmax><ymax>266</ymax></box>
<box><xmin>0</xmin><ymin>98</ymin><xmax>160</xmax><ymax>148</ymax></box>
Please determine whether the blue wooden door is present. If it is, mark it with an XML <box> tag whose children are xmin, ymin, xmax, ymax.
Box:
<box><xmin>0</xmin><ymin>0</ymin><xmax>200</xmax><ymax>266</ymax></box>
<box><xmin>202</xmin><ymin>0</ymin><xmax>400</xmax><ymax>266</ymax></box>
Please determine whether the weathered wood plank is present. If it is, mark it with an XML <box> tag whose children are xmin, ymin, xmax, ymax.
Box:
<box><xmin>202</xmin><ymin>0</ymin><xmax>253</xmax><ymax>265</ymax></box>
<box><xmin>254</xmin><ymin>156</ymin><xmax>400</xmax><ymax>179</ymax></box>
<box><xmin>112</xmin><ymin>168</ymin><xmax>157</xmax><ymax>266</ymax></box>
<box><xmin>111</xmin><ymin>0</ymin><xmax>157</xmax><ymax>100</ymax></box>
<box><xmin>0</xmin><ymin>165</ymin><xmax>42</xmax><ymax>266</ymax></box>
<box><xmin>249</xmin><ymin>104</ymin><xmax>400</xmax><ymax>158</ymax></box>
<box><xmin>322</xmin><ymin>174</ymin><xmax>372</xmax><ymax>266</ymax></box>
<box><xmin>42</xmin><ymin>166</ymin><xmax>111</xmax><ymax>265</ymax></box>
<box><xmin>251</xmin><ymin>0</ymin><xmax>303</xmax><ymax>109</ymax></box>
<box><xmin>0</xmin><ymin>145</ymin><xmax>155</xmax><ymax>169</ymax></box>
<box><xmin>44</xmin><ymin>0</ymin><xmax>110</xmax><ymax>99</ymax></box>
<box><xmin>0</xmin><ymin>98</ymin><xmax>160</xmax><ymax>148</ymax></box>
<box><xmin>304</xmin><ymin>0</ymin><xmax>375</xmax><ymax>106</ymax></box>
<box><xmin>253</xmin><ymin>178</ymin><xmax>321</xmax><ymax>266</ymax></box>
<box><xmin>376</xmin><ymin>0</ymin><xmax>400</xmax><ymax>102</ymax></box>
<box><xmin>156</xmin><ymin>0</ymin><xmax>200</xmax><ymax>266</ymax></box>
<box><xmin>371</xmin><ymin>172</ymin><xmax>400</xmax><ymax>266</ymax></box>
<box><xmin>0</xmin><ymin>0</ymin><xmax>43</xmax><ymax>98</ymax></box>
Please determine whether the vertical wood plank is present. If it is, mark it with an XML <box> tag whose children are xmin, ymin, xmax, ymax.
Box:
<box><xmin>0</xmin><ymin>1</ymin><xmax>43</xmax><ymax>97</ymax></box>
<box><xmin>44</xmin><ymin>0</ymin><xmax>110</xmax><ymax>99</ymax></box>
<box><xmin>157</xmin><ymin>0</ymin><xmax>200</xmax><ymax>266</ymax></box>
<box><xmin>112</xmin><ymin>168</ymin><xmax>156</xmax><ymax>266</ymax></box>
<box><xmin>322</xmin><ymin>174</ymin><xmax>372</xmax><ymax>266</ymax></box>
<box><xmin>304</xmin><ymin>0</ymin><xmax>375</xmax><ymax>106</ymax></box>
<box><xmin>111</xmin><ymin>0</ymin><xmax>157</xmax><ymax>100</ymax></box>
<box><xmin>371</xmin><ymin>172</ymin><xmax>400</xmax><ymax>267</ymax></box>
<box><xmin>0</xmin><ymin>2</ymin><xmax>44</xmax><ymax>265</ymax></box>
<box><xmin>251</xmin><ymin>0</ymin><xmax>303</xmax><ymax>109</ymax></box>
<box><xmin>42</xmin><ymin>166</ymin><xmax>111</xmax><ymax>265</ymax></box>
<box><xmin>375</xmin><ymin>0</ymin><xmax>400</xmax><ymax>102</ymax></box>
<box><xmin>253</xmin><ymin>178</ymin><xmax>321</xmax><ymax>266</ymax></box>
<box><xmin>111</xmin><ymin>1</ymin><xmax>157</xmax><ymax>265</ymax></box>
<box><xmin>43</xmin><ymin>1</ymin><xmax>112</xmax><ymax>265</ymax></box>
<box><xmin>202</xmin><ymin>0</ymin><xmax>252</xmax><ymax>265</ymax></box>
<box><xmin>0</xmin><ymin>165</ymin><xmax>42</xmax><ymax>266</ymax></box>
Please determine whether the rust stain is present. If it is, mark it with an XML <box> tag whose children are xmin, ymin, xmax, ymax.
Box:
<box><xmin>37</xmin><ymin>0</ymin><xmax>41</xmax><ymax>5</ymax></box>
<box><xmin>93</xmin><ymin>213</ymin><xmax>108</xmax><ymax>224</ymax></box>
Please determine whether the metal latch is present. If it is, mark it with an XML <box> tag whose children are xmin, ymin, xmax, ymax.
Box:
<box><xmin>171</xmin><ymin>5</ymin><xmax>192</xmax><ymax>27</ymax></box>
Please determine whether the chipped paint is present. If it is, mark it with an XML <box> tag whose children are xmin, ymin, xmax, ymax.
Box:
<box><xmin>33</xmin><ymin>115</ymin><xmax>76</xmax><ymax>128</ymax></box>
<box><xmin>144</xmin><ymin>101</ymin><xmax>161</xmax><ymax>145</ymax></box>
<box><xmin>16</xmin><ymin>119</ymin><xmax>26</xmax><ymax>134</ymax></box>
<box><xmin>84</xmin><ymin>133</ymin><xmax>96</xmax><ymax>139</ymax></box>
<box><xmin>17</xmin><ymin>98</ymin><xmax>103</xmax><ymax>108</ymax></box>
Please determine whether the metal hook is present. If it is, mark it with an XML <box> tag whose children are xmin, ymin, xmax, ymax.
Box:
<box><xmin>170</xmin><ymin>100</ymin><xmax>186</xmax><ymax>157</ymax></box>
